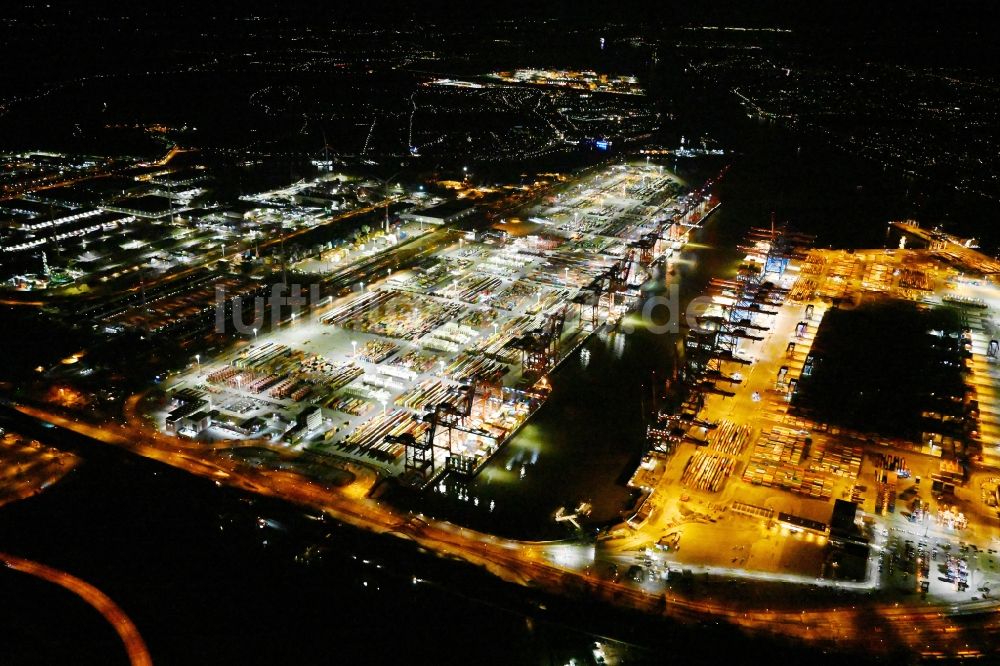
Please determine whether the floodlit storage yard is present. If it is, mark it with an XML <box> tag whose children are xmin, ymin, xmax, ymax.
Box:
<box><xmin>155</xmin><ymin>162</ymin><xmax>717</xmax><ymax>486</ymax></box>
<box><xmin>615</xmin><ymin>221</ymin><xmax>1000</xmax><ymax>595</ymax></box>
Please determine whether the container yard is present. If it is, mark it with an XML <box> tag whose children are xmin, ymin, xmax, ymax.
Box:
<box><xmin>154</xmin><ymin>161</ymin><xmax>720</xmax><ymax>486</ymax></box>
<box><xmin>607</xmin><ymin>217</ymin><xmax>1000</xmax><ymax>585</ymax></box>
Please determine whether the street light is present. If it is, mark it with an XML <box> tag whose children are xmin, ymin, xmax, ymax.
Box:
<box><xmin>195</xmin><ymin>354</ymin><xmax>201</xmax><ymax>373</ymax></box>
<box><xmin>351</xmin><ymin>340</ymin><xmax>358</xmax><ymax>359</ymax></box>
<box><xmin>253</xmin><ymin>327</ymin><xmax>258</xmax><ymax>340</ymax></box>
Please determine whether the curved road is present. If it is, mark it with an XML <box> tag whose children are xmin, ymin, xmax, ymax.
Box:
<box><xmin>1</xmin><ymin>551</ymin><xmax>153</xmax><ymax>666</ymax></box>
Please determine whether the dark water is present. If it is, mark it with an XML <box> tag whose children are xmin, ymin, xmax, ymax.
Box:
<box><xmin>399</xmin><ymin>107</ymin><xmax>945</xmax><ymax>539</ymax></box>
<box><xmin>394</xmin><ymin>195</ymin><xmax>745</xmax><ymax>540</ymax></box>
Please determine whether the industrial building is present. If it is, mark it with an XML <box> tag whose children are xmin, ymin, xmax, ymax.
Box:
<box><xmin>401</xmin><ymin>199</ymin><xmax>476</xmax><ymax>226</ymax></box>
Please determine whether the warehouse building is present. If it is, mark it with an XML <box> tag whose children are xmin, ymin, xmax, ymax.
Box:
<box><xmin>401</xmin><ymin>199</ymin><xmax>476</xmax><ymax>226</ymax></box>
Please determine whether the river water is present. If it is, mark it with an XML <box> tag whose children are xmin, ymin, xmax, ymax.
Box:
<box><xmin>392</xmin><ymin>171</ymin><xmax>744</xmax><ymax>539</ymax></box>
<box><xmin>396</xmin><ymin>105</ymin><xmax>937</xmax><ymax>540</ymax></box>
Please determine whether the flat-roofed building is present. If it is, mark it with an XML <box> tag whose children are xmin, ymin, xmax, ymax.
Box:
<box><xmin>401</xmin><ymin>199</ymin><xmax>476</xmax><ymax>226</ymax></box>
<box><xmin>104</xmin><ymin>194</ymin><xmax>179</xmax><ymax>219</ymax></box>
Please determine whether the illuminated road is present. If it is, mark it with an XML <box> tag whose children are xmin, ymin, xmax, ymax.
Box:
<box><xmin>0</xmin><ymin>551</ymin><xmax>153</xmax><ymax>666</ymax></box>
<box><xmin>0</xmin><ymin>297</ymin><xmax>46</xmax><ymax>307</ymax></box>
<box><xmin>11</xmin><ymin>400</ymin><xmax>1000</xmax><ymax>660</ymax></box>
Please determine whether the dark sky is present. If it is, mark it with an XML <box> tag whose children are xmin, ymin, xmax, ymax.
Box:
<box><xmin>2</xmin><ymin>1</ymin><xmax>997</xmax><ymax>85</ymax></box>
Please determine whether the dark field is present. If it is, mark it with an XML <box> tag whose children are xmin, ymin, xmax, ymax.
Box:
<box><xmin>793</xmin><ymin>300</ymin><xmax>968</xmax><ymax>441</ymax></box>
